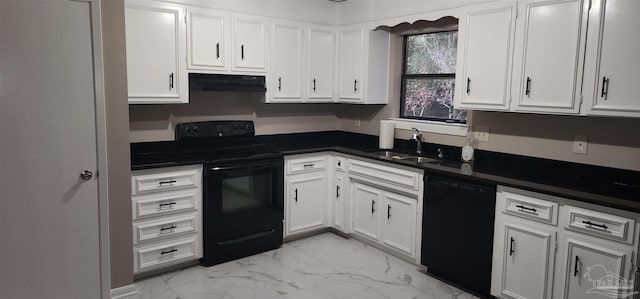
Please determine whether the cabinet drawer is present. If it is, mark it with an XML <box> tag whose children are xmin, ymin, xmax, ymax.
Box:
<box><xmin>133</xmin><ymin>213</ymin><xmax>198</xmax><ymax>245</ymax></box>
<box><xmin>132</xmin><ymin>189</ymin><xmax>198</xmax><ymax>220</ymax></box>
<box><xmin>287</xmin><ymin>155</ymin><xmax>327</xmax><ymax>174</ymax></box>
<box><xmin>133</xmin><ymin>236</ymin><xmax>199</xmax><ymax>274</ymax></box>
<box><xmin>348</xmin><ymin>159</ymin><xmax>420</xmax><ymax>190</ymax></box>
<box><xmin>565</xmin><ymin>206</ymin><xmax>635</xmax><ymax>244</ymax></box>
<box><xmin>503</xmin><ymin>191</ymin><xmax>558</xmax><ymax>225</ymax></box>
<box><xmin>132</xmin><ymin>166</ymin><xmax>200</xmax><ymax>195</ymax></box>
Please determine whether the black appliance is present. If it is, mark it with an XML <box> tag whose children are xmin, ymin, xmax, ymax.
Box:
<box><xmin>189</xmin><ymin>73</ymin><xmax>267</xmax><ymax>92</ymax></box>
<box><xmin>175</xmin><ymin>121</ymin><xmax>284</xmax><ymax>267</ymax></box>
<box><xmin>421</xmin><ymin>174</ymin><xmax>496</xmax><ymax>298</ymax></box>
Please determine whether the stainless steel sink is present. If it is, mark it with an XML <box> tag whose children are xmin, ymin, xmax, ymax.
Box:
<box><xmin>401</xmin><ymin>156</ymin><xmax>439</xmax><ymax>163</ymax></box>
<box><xmin>369</xmin><ymin>150</ymin><xmax>413</xmax><ymax>160</ymax></box>
<box><xmin>369</xmin><ymin>150</ymin><xmax>439</xmax><ymax>163</ymax></box>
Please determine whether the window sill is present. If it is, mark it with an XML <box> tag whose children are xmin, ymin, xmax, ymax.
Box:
<box><xmin>387</xmin><ymin>118</ymin><xmax>469</xmax><ymax>136</ymax></box>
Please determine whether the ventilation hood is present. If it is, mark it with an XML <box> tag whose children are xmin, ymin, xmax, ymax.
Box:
<box><xmin>189</xmin><ymin>73</ymin><xmax>267</xmax><ymax>92</ymax></box>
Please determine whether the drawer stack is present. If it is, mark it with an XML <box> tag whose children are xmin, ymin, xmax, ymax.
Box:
<box><xmin>131</xmin><ymin>165</ymin><xmax>203</xmax><ymax>275</ymax></box>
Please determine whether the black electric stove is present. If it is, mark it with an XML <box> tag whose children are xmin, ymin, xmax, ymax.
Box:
<box><xmin>176</xmin><ymin>121</ymin><xmax>285</xmax><ymax>267</ymax></box>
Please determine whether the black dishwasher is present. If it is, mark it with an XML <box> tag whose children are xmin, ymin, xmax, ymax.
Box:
<box><xmin>421</xmin><ymin>174</ymin><xmax>496</xmax><ymax>297</ymax></box>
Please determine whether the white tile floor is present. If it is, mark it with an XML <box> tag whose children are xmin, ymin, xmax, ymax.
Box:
<box><xmin>134</xmin><ymin>233</ymin><xmax>478</xmax><ymax>299</ymax></box>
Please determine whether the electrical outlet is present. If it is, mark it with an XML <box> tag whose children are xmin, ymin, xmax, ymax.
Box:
<box><xmin>473</xmin><ymin>126</ymin><xmax>490</xmax><ymax>142</ymax></box>
<box><xmin>355</xmin><ymin>118</ymin><xmax>361</xmax><ymax>127</ymax></box>
<box><xmin>573</xmin><ymin>136</ymin><xmax>588</xmax><ymax>155</ymax></box>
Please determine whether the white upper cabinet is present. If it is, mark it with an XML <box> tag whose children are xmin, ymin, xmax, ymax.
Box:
<box><xmin>338</xmin><ymin>26</ymin><xmax>363</xmax><ymax>101</ymax></box>
<box><xmin>307</xmin><ymin>26</ymin><xmax>336</xmax><ymax>102</ymax></box>
<box><xmin>338</xmin><ymin>24</ymin><xmax>390</xmax><ymax>104</ymax></box>
<box><xmin>271</xmin><ymin>21</ymin><xmax>303</xmax><ymax>102</ymax></box>
<box><xmin>187</xmin><ymin>9</ymin><xmax>229</xmax><ymax>71</ymax></box>
<box><xmin>232</xmin><ymin>15</ymin><xmax>268</xmax><ymax>73</ymax></box>
<box><xmin>455</xmin><ymin>2</ymin><xmax>516</xmax><ymax>111</ymax></box>
<box><xmin>511</xmin><ymin>0</ymin><xmax>587</xmax><ymax>114</ymax></box>
<box><xmin>583</xmin><ymin>0</ymin><xmax>640</xmax><ymax>117</ymax></box>
<box><xmin>125</xmin><ymin>1</ymin><xmax>187</xmax><ymax>104</ymax></box>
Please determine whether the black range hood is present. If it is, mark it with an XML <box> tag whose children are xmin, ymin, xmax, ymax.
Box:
<box><xmin>189</xmin><ymin>73</ymin><xmax>267</xmax><ymax>92</ymax></box>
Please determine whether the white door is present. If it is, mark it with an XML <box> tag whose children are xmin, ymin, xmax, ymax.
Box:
<box><xmin>188</xmin><ymin>9</ymin><xmax>228</xmax><ymax>71</ymax></box>
<box><xmin>351</xmin><ymin>182</ymin><xmax>380</xmax><ymax>241</ymax></box>
<box><xmin>232</xmin><ymin>16</ymin><xmax>267</xmax><ymax>72</ymax></box>
<box><xmin>272</xmin><ymin>22</ymin><xmax>302</xmax><ymax>101</ymax></box>
<box><xmin>0</xmin><ymin>0</ymin><xmax>105</xmax><ymax>298</ymax></box>
<box><xmin>338</xmin><ymin>27</ymin><xmax>363</xmax><ymax>101</ymax></box>
<box><xmin>381</xmin><ymin>192</ymin><xmax>417</xmax><ymax>257</ymax></box>
<box><xmin>563</xmin><ymin>237</ymin><xmax>632</xmax><ymax>299</ymax></box>
<box><xmin>308</xmin><ymin>26</ymin><xmax>336</xmax><ymax>101</ymax></box>
<box><xmin>585</xmin><ymin>0</ymin><xmax>640</xmax><ymax>117</ymax></box>
<box><xmin>287</xmin><ymin>174</ymin><xmax>326</xmax><ymax>235</ymax></box>
<box><xmin>512</xmin><ymin>0</ymin><xmax>584</xmax><ymax>114</ymax></box>
<box><xmin>125</xmin><ymin>3</ymin><xmax>186</xmax><ymax>103</ymax></box>
<box><xmin>501</xmin><ymin>223</ymin><xmax>555</xmax><ymax>299</ymax></box>
<box><xmin>455</xmin><ymin>2</ymin><xmax>515</xmax><ymax>110</ymax></box>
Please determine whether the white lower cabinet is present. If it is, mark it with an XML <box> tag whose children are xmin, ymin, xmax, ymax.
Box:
<box><xmin>561</xmin><ymin>234</ymin><xmax>633</xmax><ymax>299</ymax></box>
<box><xmin>351</xmin><ymin>181</ymin><xmax>382</xmax><ymax>242</ymax></box>
<box><xmin>499</xmin><ymin>222</ymin><xmax>556</xmax><ymax>299</ymax></box>
<box><xmin>381</xmin><ymin>192</ymin><xmax>417</xmax><ymax>257</ymax></box>
<box><xmin>285</xmin><ymin>154</ymin><xmax>330</xmax><ymax>237</ymax></box>
<box><xmin>492</xmin><ymin>186</ymin><xmax>640</xmax><ymax>299</ymax></box>
<box><xmin>286</xmin><ymin>173</ymin><xmax>327</xmax><ymax>235</ymax></box>
<box><xmin>333</xmin><ymin>169</ymin><xmax>349</xmax><ymax>233</ymax></box>
<box><xmin>131</xmin><ymin>164</ymin><xmax>203</xmax><ymax>275</ymax></box>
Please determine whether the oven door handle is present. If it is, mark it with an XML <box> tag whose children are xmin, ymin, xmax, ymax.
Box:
<box><xmin>209</xmin><ymin>163</ymin><xmax>278</xmax><ymax>172</ymax></box>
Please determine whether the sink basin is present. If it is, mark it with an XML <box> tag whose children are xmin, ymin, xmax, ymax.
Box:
<box><xmin>401</xmin><ymin>156</ymin><xmax>439</xmax><ymax>163</ymax></box>
<box><xmin>369</xmin><ymin>150</ymin><xmax>439</xmax><ymax>164</ymax></box>
<box><xmin>369</xmin><ymin>150</ymin><xmax>413</xmax><ymax>160</ymax></box>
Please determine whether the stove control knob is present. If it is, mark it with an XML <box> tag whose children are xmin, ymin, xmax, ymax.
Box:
<box><xmin>193</xmin><ymin>126</ymin><xmax>199</xmax><ymax>132</ymax></box>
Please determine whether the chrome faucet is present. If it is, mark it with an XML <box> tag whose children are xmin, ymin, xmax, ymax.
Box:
<box><xmin>410</xmin><ymin>128</ymin><xmax>423</xmax><ymax>155</ymax></box>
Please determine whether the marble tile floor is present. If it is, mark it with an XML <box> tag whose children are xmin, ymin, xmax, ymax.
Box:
<box><xmin>134</xmin><ymin>232</ymin><xmax>479</xmax><ymax>299</ymax></box>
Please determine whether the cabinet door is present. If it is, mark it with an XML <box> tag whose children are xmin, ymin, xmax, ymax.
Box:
<box><xmin>271</xmin><ymin>22</ymin><xmax>302</xmax><ymax>101</ymax></box>
<box><xmin>563</xmin><ymin>237</ymin><xmax>633</xmax><ymax>299</ymax></box>
<box><xmin>287</xmin><ymin>174</ymin><xmax>326</xmax><ymax>235</ymax></box>
<box><xmin>351</xmin><ymin>182</ymin><xmax>380</xmax><ymax>241</ymax></box>
<box><xmin>512</xmin><ymin>0</ymin><xmax>585</xmax><ymax>114</ymax></box>
<box><xmin>338</xmin><ymin>27</ymin><xmax>363</xmax><ymax>101</ymax></box>
<box><xmin>125</xmin><ymin>3</ymin><xmax>186</xmax><ymax>103</ymax></box>
<box><xmin>500</xmin><ymin>223</ymin><xmax>556</xmax><ymax>299</ymax></box>
<box><xmin>333</xmin><ymin>175</ymin><xmax>347</xmax><ymax>232</ymax></box>
<box><xmin>584</xmin><ymin>0</ymin><xmax>640</xmax><ymax>117</ymax></box>
<box><xmin>308</xmin><ymin>26</ymin><xmax>336</xmax><ymax>101</ymax></box>
<box><xmin>381</xmin><ymin>192</ymin><xmax>417</xmax><ymax>257</ymax></box>
<box><xmin>187</xmin><ymin>9</ymin><xmax>228</xmax><ymax>71</ymax></box>
<box><xmin>455</xmin><ymin>2</ymin><xmax>516</xmax><ymax>110</ymax></box>
<box><xmin>232</xmin><ymin>16</ymin><xmax>267</xmax><ymax>72</ymax></box>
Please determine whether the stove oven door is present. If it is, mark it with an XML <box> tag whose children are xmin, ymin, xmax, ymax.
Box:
<box><xmin>203</xmin><ymin>157</ymin><xmax>284</xmax><ymax>236</ymax></box>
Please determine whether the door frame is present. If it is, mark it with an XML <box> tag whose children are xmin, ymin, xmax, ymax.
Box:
<box><xmin>81</xmin><ymin>0</ymin><xmax>112</xmax><ymax>297</ymax></box>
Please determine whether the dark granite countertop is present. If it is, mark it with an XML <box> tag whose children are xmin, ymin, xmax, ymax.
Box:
<box><xmin>131</xmin><ymin>131</ymin><xmax>640</xmax><ymax>213</ymax></box>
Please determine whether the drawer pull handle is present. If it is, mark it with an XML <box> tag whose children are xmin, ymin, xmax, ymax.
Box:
<box><xmin>160</xmin><ymin>225</ymin><xmax>177</xmax><ymax>232</ymax></box>
<box><xmin>583</xmin><ymin>220</ymin><xmax>608</xmax><ymax>230</ymax></box>
<box><xmin>160</xmin><ymin>248</ymin><xmax>178</xmax><ymax>255</ymax></box>
<box><xmin>158</xmin><ymin>202</ymin><xmax>177</xmax><ymax>208</ymax></box>
<box><xmin>303</xmin><ymin>163</ymin><xmax>315</xmax><ymax>168</ymax></box>
<box><xmin>516</xmin><ymin>205</ymin><xmax>537</xmax><ymax>213</ymax></box>
<box><xmin>158</xmin><ymin>180</ymin><xmax>177</xmax><ymax>186</ymax></box>
<box><xmin>509</xmin><ymin>237</ymin><xmax>515</xmax><ymax>256</ymax></box>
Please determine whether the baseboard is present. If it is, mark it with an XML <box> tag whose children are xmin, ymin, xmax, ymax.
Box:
<box><xmin>110</xmin><ymin>284</ymin><xmax>138</xmax><ymax>299</ymax></box>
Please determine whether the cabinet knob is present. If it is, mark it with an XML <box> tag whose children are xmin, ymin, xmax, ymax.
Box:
<box><xmin>80</xmin><ymin>170</ymin><xmax>93</xmax><ymax>181</ymax></box>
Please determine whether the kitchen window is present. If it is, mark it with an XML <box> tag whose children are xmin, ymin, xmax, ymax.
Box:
<box><xmin>400</xmin><ymin>31</ymin><xmax>467</xmax><ymax>123</ymax></box>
